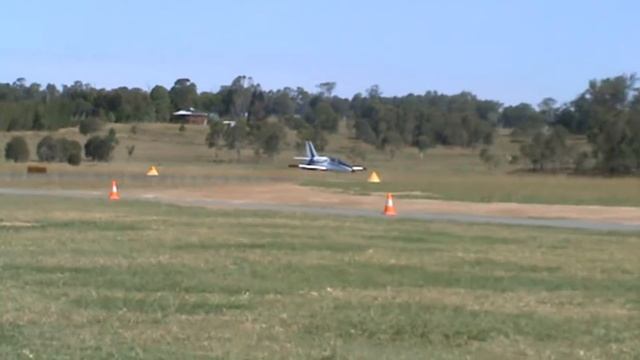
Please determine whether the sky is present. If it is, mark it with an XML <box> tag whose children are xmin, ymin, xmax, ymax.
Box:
<box><xmin>1</xmin><ymin>0</ymin><xmax>637</xmax><ymax>105</ymax></box>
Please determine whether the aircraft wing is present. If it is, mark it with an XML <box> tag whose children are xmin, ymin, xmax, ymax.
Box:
<box><xmin>298</xmin><ymin>164</ymin><xmax>328</xmax><ymax>171</ymax></box>
<box><xmin>294</xmin><ymin>157</ymin><xmax>311</xmax><ymax>160</ymax></box>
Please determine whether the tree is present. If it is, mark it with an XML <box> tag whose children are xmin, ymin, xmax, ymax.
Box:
<box><xmin>269</xmin><ymin>91</ymin><xmax>294</xmax><ymax>116</ymax></box>
<box><xmin>310</xmin><ymin>101</ymin><xmax>339</xmax><ymax>133</ymax></box>
<box><xmin>366</xmin><ymin>84</ymin><xmax>382</xmax><ymax>98</ymax></box>
<box><xmin>224</xmin><ymin>119</ymin><xmax>248</xmax><ymax>160</ymax></box>
<box><xmin>247</xmin><ymin>89</ymin><xmax>267</xmax><ymax>123</ymax></box>
<box><xmin>78</xmin><ymin>118</ymin><xmax>103</xmax><ymax>135</ymax></box>
<box><xmin>221</xmin><ymin>75</ymin><xmax>254</xmax><ymax>118</ymax></box>
<box><xmin>31</xmin><ymin>110</ymin><xmax>45</xmax><ymax>130</ymax></box>
<box><xmin>580</xmin><ymin>74</ymin><xmax>639</xmax><ymax>174</ymax></box>
<box><xmin>415</xmin><ymin>135</ymin><xmax>430</xmax><ymax>158</ymax></box>
<box><xmin>150</xmin><ymin>85</ymin><xmax>172</xmax><ymax>121</ymax></box>
<box><xmin>255</xmin><ymin>122</ymin><xmax>286</xmax><ymax>158</ymax></box>
<box><xmin>169</xmin><ymin>78</ymin><xmax>198</xmax><ymax>110</ymax></box>
<box><xmin>36</xmin><ymin>136</ymin><xmax>58</xmax><ymax>162</ymax></box>
<box><xmin>381</xmin><ymin>130</ymin><xmax>404</xmax><ymax>158</ymax></box>
<box><xmin>4</xmin><ymin>136</ymin><xmax>30</xmax><ymax>162</ymax></box>
<box><xmin>354</xmin><ymin>119</ymin><xmax>377</xmax><ymax>145</ymax></box>
<box><xmin>538</xmin><ymin>97</ymin><xmax>558</xmax><ymax>123</ymax></box>
<box><xmin>520</xmin><ymin>126</ymin><xmax>571</xmax><ymax>171</ymax></box>
<box><xmin>55</xmin><ymin>138</ymin><xmax>82</xmax><ymax>165</ymax></box>
<box><xmin>500</xmin><ymin>103</ymin><xmax>545</xmax><ymax>129</ymax></box>
<box><xmin>197</xmin><ymin>91</ymin><xmax>222</xmax><ymax>114</ymax></box>
<box><xmin>316</xmin><ymin>82</ymin><xmax>336</xmax><ymax>97</ymax></box>
<box><xmin>206</xmin><ymin>120</ymin><xmax>226</xmax><ymax>157</ymax></box>
<box><xmin>84</xmin><ymin>135</ymin><xmax>116</xmax><ymax>161</ymax></box>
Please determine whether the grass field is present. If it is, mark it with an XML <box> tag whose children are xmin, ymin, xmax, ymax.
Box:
<box><xmin>2</xmin><ymin>123</ymin><xmax>640</xmax><ymax>206</ymax></box>
<box><xmin>1</xmin><ymin>195</ymin><xmax>639</xmax><ymax>358</ymax></box>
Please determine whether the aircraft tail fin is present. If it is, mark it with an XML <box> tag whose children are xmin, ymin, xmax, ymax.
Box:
<box><xmin>305</xmin><ymin>141</ymin><xmax>318</xmax><ymax>159</ymax></box>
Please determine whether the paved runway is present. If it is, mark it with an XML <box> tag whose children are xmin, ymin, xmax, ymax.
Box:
<box><xmin>2</xmin><ymin>187</ymin><xmax>639</xmax><ymax>232</ymax></box>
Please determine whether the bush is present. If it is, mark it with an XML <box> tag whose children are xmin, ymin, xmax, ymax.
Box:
<box><xmin>179</xmin><ymin>124</ymin><xmax>186</xmax><ymax>132</ymax></box>
<box><xmin>255</xmin><ymin>122</ymin><xmax>286</xmax><ymax>158</ymax></box>
<box><xmin>57</xmin><ymin>138</ymin><xmax>82</xmax><ymax>165</ymax></box>
<box><xmin>85</xmin><ymin>135</ymin><xmax>116</xmax><ymax>162</ymax></box>
<box><xmin>130</xmin><ymin>125</ymin><xmax>138</xmax><ymax>135</ymax></box>
<box><xmin>78</xmin><ymin>118</ymin><xmax>103</xmax><ymax>135</ymax></box>
<box><xmin>4</xmin><ymin>136</ymin><xmax>30</xmax><ymax>162</ymax></box>
<box><xmin>36</xmin><ymin>136</ymin><xmax>57</xmax><ymax>162</ymax></box>
<box><xmin>37</xmin><ymin>136</ymin><xmax>82</xmax><ymax>165</ymax></box>
<box><xmin>67</xmin><ymin>152</ymin><xmax>81</xmax><ymax>166</ymax></box>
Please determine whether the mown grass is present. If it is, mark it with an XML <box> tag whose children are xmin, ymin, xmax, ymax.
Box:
<box><xmin>1</xmin><ymin>195</ymin><xmax>639</xmax><ymax>359</ymax></box>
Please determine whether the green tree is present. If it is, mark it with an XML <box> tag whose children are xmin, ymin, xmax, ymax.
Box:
<box><xmin>84</xmin><ymin>135</ymin><xmax>116</xmax><ymax>162</ymax></box>
<box><xmin>255</xmin><ymin>122</ymin><xmax>286</xmax><ymax>158</ymax></box>
<box><xmin>316</xmin><ymin>82</ymin><xmax>336</xmax><ymax>97</ymax></box>
<box><xmin>312</xmin><ymin>102</ymin><xmax>339</xmax><ymax>133</ymax></box>
<box><xmin>381</xmin><ymin>130</ymin><xmax>404</xmax><ymax>158</ymax></box>
<box><xmin>224</xmin><ymin>119</ymin><xmax>248</xmax><ymax>160</ymax></box>
<box><xmin>580</xmin><ymin>74</ymin><xmax>639</xmax><ymax>173</ymax></box>
<box><xmin>150</xmin><ymin>85</ymin><xmax>172</xmax><ymax>121</ymax></box>
<box><xmin>520</xmin><ymin>126</ymin><xmax>571</xmax><ymax>171</ymax></box>
<box><xmin>538</xmin><ymin>97</ymin><xmax>558</xmax><ymax>123</ymax></box>
<box><xmin>169</xmin><ymin>78</ymin><xmax>198</xmax><ymax>110</ymax></box>
<box><xmin>354</xmin><ymin>119</ymin><xmax>377</xmax><ymax>145</ymax></box>
<box><xmin>206</xmin><ymin>121</ymin><xmax>226</xmax><ymax>157</ymax></box>
<box><xmin>4</xmin><ymin>136</ymin><xmax>30</xmax><ymax>162</ymax></box>
<box><xmin>269</xmin><ymin>91</ymin><xmax>294</xmax><ymax>116</ymax></box>
<box><xmin>36</xmin><ymin>136</ymin><xmax>57</xmax><ymax>162</ymax></box>
<box><xmin>31</xmin><ymin>110</ymin><xmax>45</xmax><ymax>130</ymax></box>
<box><xmin>78</xmin><ymin>118</ymin><xmax>103</xmax><ymax>135</ymax></box>
<box><xmin>500</xmin><ymin>103</ymin><xmax>545</xmax><ymax>129</ymax></box>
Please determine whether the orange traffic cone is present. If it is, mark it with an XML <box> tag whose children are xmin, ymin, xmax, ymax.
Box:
<box><xmin>109</xmin><ymin>180</ymin><xmax>120</xmax><ymax>200</ymax></box>
<box><xmin>383</xmin><ymin>193</ymin><xmax>397</xmax><ymax>216</ymax></box>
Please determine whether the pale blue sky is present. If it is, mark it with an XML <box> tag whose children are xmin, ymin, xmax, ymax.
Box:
<box><xmin>1</xmin><ymin>0</ymin><xmax>637</xmax><ymax>105</ymax></box>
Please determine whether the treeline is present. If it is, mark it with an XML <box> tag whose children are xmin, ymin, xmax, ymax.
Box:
<box><xmin>499</xmin><ymin>74</ymin><xmax>640</xmax><ymax>174</ymax></box>
<box><xmin>0</xmin><ymin>76</ymin><xmax>500</xmax><ymax>155</ymax></box>
<box><xmin>2</xmin><ymin>74</ymin><xmax>639</xmax><ymax>174</ymax></box>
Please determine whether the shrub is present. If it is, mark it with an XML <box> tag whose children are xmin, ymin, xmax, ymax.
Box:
<box><xmin>4</xmin><ymin>136</ymin><xmax>30</xmax><ymax>162</ymax></box>
<box><xmin>37</xmin><ymin>136</ymin><xmax>82</xmax><ymax>165</ymax></box>
<box><xmin>57</xmin><ymin>138</ymin><xmax>82</xmax><ymax>165</ymax></box>
<box><xmin>36</xmin><ymin>136</ymin><xmax>58</xmax><ymax>162</ymax></box>
<box><xmin>78</xmin><ymin>118</ymin><xmax>103</xmax><ymax>135</ymax></box>
<box><xmin>130</xmin><ymin>125</ymin><xmax>138</xmax><ymax>135</ymax></box>
<box><xmin>179</xmin><ymin>124</ymin><xmax>186</xmax><ymax>132</ymax></box>
<box><xmin>85</xmin><ymin>135</ymin><xmax>116</xmax><ymax>162</ymax></box>
<box><xmin>67</xmin><ymin>152</ymin><xmax>81</xmax><ymax>166</ymax></box>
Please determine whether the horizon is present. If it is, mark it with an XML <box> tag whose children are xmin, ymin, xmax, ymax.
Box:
<box><xmin>2</xmin><ymin>0</ymin><xmax>638</xmax><ymax>106</ymax></box>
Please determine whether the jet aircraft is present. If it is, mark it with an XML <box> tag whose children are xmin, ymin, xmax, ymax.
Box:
<box><xmin>291</xmin><ymin>141</ymin><xmax>365</xmax><ymax>172</ymax></box>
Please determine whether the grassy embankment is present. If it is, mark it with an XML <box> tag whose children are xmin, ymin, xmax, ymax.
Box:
<box><xmin>1</xmin><ymin>123</ymin><xmax>640</xmax><ymax>206</ymax></box>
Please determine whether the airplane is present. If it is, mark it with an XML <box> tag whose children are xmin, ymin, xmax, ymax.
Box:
<box><xmin>291</xmin><ymin>141</ymin><xmax>366</xmax><ymax>172</ymax></box>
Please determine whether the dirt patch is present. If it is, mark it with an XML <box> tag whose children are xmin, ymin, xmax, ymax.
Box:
<box><xmin>133</xmin><ymin>182</ymin><xmax>640</xmax><ymax>225</ymax></box>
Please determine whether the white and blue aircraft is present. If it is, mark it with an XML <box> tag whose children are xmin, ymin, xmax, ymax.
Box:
<box><xmin>292</xmin><ymin>141</ymin><xmax>365</xmax><ymax>172</ymax></box>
